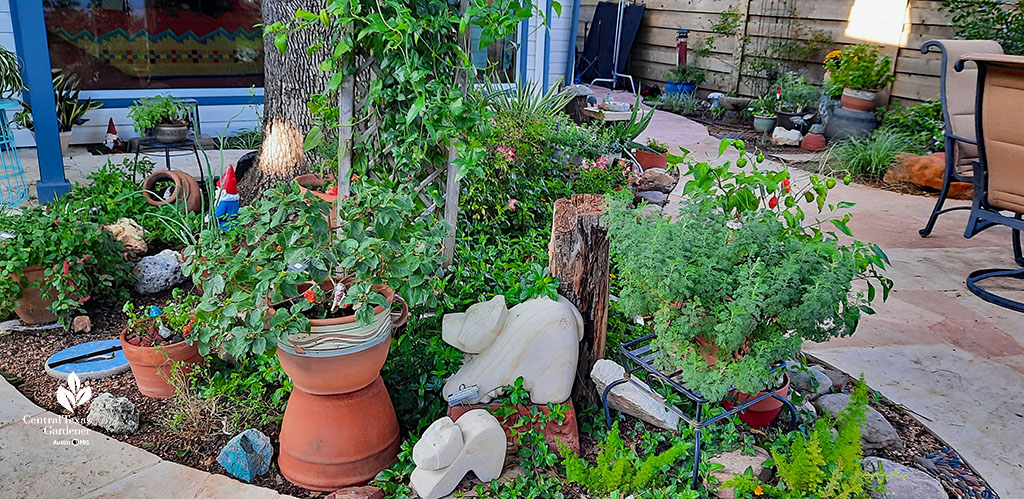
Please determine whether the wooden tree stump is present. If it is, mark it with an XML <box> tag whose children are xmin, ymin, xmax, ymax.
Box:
<box><xmin>549</xmin><ymin>194</ymin><xmax>610</xmax><ymax>403</ymax></box>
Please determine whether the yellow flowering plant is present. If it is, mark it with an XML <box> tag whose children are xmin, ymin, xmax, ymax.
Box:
<box><xmin>824</xmin><ymin>44</ymin><xmax>895</xmax><ymax>90</ymax></box>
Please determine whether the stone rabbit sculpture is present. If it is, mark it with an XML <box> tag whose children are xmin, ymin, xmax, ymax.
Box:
<box><xmin>441</xmin><ymin>295</ymin><xmax>584</xmax><ymax>405</ymax></box>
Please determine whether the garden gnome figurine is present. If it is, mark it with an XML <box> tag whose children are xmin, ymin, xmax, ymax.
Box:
<box><xmin>214</xmin><ymin>165</ymin><xmax>240</xmax><ymax>231</ymax></box>
<box><xmin>410</xmin><ymin>410</ymin><xmax>506</xmax><ymax>499</ymax></box>
<box><xmin>103</xmin><ymin>118</ymin><xmax>122</xmax><ymax>153</ymax></box>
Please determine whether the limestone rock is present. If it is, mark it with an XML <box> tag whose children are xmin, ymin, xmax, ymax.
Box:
<box><xmin>814</xmin><ymin>394</ymin><xmax>905</xmax><ymax>455</ymax></box>
<box><xmin>591</xmin><ymin>359</ymin><xmax>680</xmax><ymax>431</ymax></box>
<box><xmin>217</xmin><ymin>428</ymin><xmax>273</xmax><ymax>483</ymax></box>
<box><xmin>863</xmin><ymin>457</ymin><xmax>945</xmax><ymax>499</ymax></box>
<box><xmin>327</xmin><ymin>486</ymin><xmax>384</xmax><ymax>499</ymax></box>
<box><xmin>442</xmin><ymin>296</ymin><xmax>583</xmax><ymax>405</ymax></box>
<box><xmin>86</xmin><ymin>392</ymin><xmax>139</xmax><ymax>434</ymax></box>
<box><xmin>634</xmin><ymin>190</ymin><xmax>668</xmax><ymax>207</ymax></box>
<box><xmin>71</xmin><ymin>315</ymin><xmax>92</xmax><ymax>333</ymax></box>
<box><xmin>410</xmin><ymin>410</ymin><xmax>507</xmax><ymax>499</ymax></box>
<box><xmin>784</xmin><ymin>361</ymin><xmax>833</xmax><ymax>398</ymax></box>
<box><xmin>709</xmin><ymin>447</ymin><xmax>773</xmax><ymax>499</ymax></box>
<box><xmin>104</xmin><ymin>218</ymin><xmax>147</xmax><ymax>257</ymax></box>
<box><xmin>637</xmin><ymin>170</ymin><xmax>676</xmax><ymax>194</ymax></box>
<box><xmin>134</xmin><ymin>249</ymin><xmax>186</xmax><ymax>295</ymax></box>
<box><xmin>771</xmin><ymin>127</ymin><xmax>803</xmax><ymax>146</ymax></box>
<box><xmin>820</xmin><ymin>368</ymin><xmax>857</xmax><ymax>391</ymax></box>
<box><xmin>883</xmin><ymin>153</ymin><xmax>972</xmax><ymax>200</ymax></box>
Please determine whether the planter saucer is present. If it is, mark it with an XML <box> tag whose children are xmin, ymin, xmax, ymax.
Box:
<box><xmin>45</xmin><ymin>339</ymin><xmax>129</xmax><ymax>380</ymax></box>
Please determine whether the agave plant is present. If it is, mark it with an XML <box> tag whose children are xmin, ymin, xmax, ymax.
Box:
<box><xmin>0</xmin><ymin>45</ymin><xmax>24</xmax><ymax>100</ymax></box>
<box><xmin>483</xmin><ymin>77</ymin><xmax>574</xmax><ymax>119</ymax></box>
<box><xmin>12</xmin><ymin>74</ymin><xmax>102</xmax><ymax>132</ymax></box>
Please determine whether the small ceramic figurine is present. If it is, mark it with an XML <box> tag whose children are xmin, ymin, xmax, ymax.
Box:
<box><xmin>214</xmin><ymin>165</ymin><xmax>240</xmax><ymax>231</ymax></box>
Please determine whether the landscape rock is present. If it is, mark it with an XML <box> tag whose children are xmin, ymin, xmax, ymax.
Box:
<box><xmin>771</xmin><ymin>127</ymin><xmax>803</xmax><ymax>146</ymax></box>
<box><xmin>410</xmin><ymin>410</ymin><xmax>506</xmax><ymax>499</ymax></box>
<box><xmin>820</xmin><ymin>368</ymin><xmax>857</xmax><ymax>391</ymax></box>
<box><xmin>634</xmin><ymin>190</ymin><xmax>668</xmax><ymax>207</ymax></box>
<box><xmin>640</xmin><ymin>204</ymin><xmax>663</xmax><ymax>219</ymax></box>
<box><xmin>217</xmin><ymin>428</ymin><xmax>273</xmax><ymax>483</ymax></box>
<box><xmin>104</xmin><ymin>218</ymin><xmax>147</xmax><ymax>257</ymax></box>
<box><xmin>814</xmin><ymin>393</ymin><xmax>905</xmax><ymax>455</ymax></box>
<box><xmin>637</xmin><ymin>170</ymin><xmax>677</xmax><ymax>194</ymax></box>
<box><xmin>71</xmin><ymin>315</ymin><xmax>92</xmax><ymax>333</ymax></box>
<box><xmin>708</xmin><ymin>446</ymin><xmax>773</xmax><ymax>499</ymax></box>
<box><xmin>883</xmin><ymin>153</ymin><xmax>972</xmax><ymax>200</ymax></box>
<box><xmin>591</xmin><ymin>359</ymin><xmax>680</xmax><ymax>431</ymax></box>
<box><xmin>863</xmin><ymin>457</ymin><xmax>945</xmax><ymax>499</ymax></box>
<box><xmin>0</xmin><ymin>319</ymin><xmax>61</xmax><ymax>334</ymax></box>
<box><xmin>85</xmin><ymin>392</ymin><xmax>139</xmax><ymax>434</ymax></box>
<box><xmin>327</xmin><ymin>486</ymin><xmax>385</xmax><ymax>499</ymax></box>
<box><xmin>134</xmin><ymin>249</ymin><xmax>186</xmax><ymax>295</ymax></box>
<box><xmin>784</xmin><ymin>361</ymin><xmax>833</xmax><ymax>398</ymax></box>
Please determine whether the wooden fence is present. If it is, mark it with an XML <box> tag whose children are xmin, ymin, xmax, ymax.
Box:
<box><xmin>575</xmin><ymin>0</ymin><xmax>955</xmax><ymax>104</ymax></box>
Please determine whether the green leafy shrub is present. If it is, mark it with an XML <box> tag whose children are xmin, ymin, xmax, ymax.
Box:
<box><xmin>571</xmin><ymin>155</ymin><xmax>635</xmax><ymax>195</ymax></box>
<box><xmin>944</xmin><ymin>0</ymin><xmax>1024</xmax><ymax>55</ymax></box>
<box><xmin>198</xmin><ymin>352</ymin><xmax>293</xmax><ymax>428</ymax></box>
<box><xmin>561</xmin><ymin>421</ymin><xmax>688</xmax><ymax>494</ymax></box>
<box><xmin>548</xmin><ymin>117</ymin><xmax>618</xmax><ymax>160</ymax></box>
<box><xmin>128</xmin><ymin>95</ymin><xmax>187</xmax><ymax>133</ymax></box>
<box><xmin>724</xmin><ymin>379</ymin><xmax>887</xmax><ymax>497</ymax></box>
<box><xmin>828</xmin><ymin>129</ymin><xmax>915</xmax><ymax>180</ymax></box>
<box><xmin>605</xmin><ymin>140</ymin><xmax>892</xmax><ymax>401</ymax></box>
<box><xmin>878</xmin><ymin>101</ymin><xmax>944</xmax><ymax>153</ymax></box>
<box><xmin>747</xmin><ymin>94</ymin><xmax>778</xmax><ymax>117</ymax></box>
<box><xmin>666</xmin><ymin>65</ymin><xmax>708</xmax><ymax>86</ymax></box>
<box><xmin>824</xmin><ymin>44</ymin><xmax>895</xmax><ymax>90</ymax></box>
<box><xmin>776</xmin><ymin>72</ymin><xmax>821</xmax><ymax>113</ymax></box>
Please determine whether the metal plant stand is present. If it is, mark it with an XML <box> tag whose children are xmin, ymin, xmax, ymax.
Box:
<box><xmin>0</xmin><ymin>99</ymin><xmax>28</xmax><ymax>209</ymax></box>
<box><xmin>600</xmin><ymin>333</ymin><xmax>798</xmax><ymax>490</ymax></box>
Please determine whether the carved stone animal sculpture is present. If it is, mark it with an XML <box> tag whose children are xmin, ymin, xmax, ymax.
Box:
<box><xmin>409</xmin><ymin>410</ymin><xmax>506</xmax><ymax>499</ymax></box>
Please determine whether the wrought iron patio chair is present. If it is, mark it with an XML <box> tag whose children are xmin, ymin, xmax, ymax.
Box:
<box><xmin>919</xmin><ymin>39</ymin><xmax>1003</xmax><ymax>237</ymax></box>
<box><xmin>958</xmin><ymin>53</ymin><xmax>1024</xmax><ymax>312</ymax></box>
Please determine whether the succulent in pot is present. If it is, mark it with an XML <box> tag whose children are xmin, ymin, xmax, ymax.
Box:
<box><xmin>128</xmin><ymin>95</ymin><xmax>189</xmax><ymax>143</ymax></box>
<box><xmin>120</xmin><ymin>289</ymin><xmax>204</xmax><ymax>398</ymax></box>
<box><xmin>605</xmin><ymin>139</ymin><xmax>892</xmax><ymax>422</ymax></box>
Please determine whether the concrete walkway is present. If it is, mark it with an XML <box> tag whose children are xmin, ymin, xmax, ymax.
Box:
<box><xmin>0</xmin><ymin>377</ymin><xmax>291</xmax><ymax>499</ymax></box>
<box><xmin>601</xmin><ymin>88</ymin><xmax>1023</xmax><ymax>496</ymax></box>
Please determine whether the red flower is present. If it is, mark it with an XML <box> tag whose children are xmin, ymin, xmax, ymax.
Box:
<box><xmin>62</xmin><ymin>261</ymin><xmax>70</xmax><ymax>275</ymax></box>
<box><xmin>326</xmin><ymin>185</ymin><xmax>338</xmax><ymax>196</ymax></box>
<box><xmin>768</xmin><ymin>196</ymin><xmax>779</xmax><ymax>209</ymax></box>
<box><xmin>783</xmin><ymin>178</ymin><xmax>791</xmax><ymax>187</ymax></box>
<box><xmin>303</xmin><ymin>288</ymin><xmax>317</xmax><ymax>303</ymax></box>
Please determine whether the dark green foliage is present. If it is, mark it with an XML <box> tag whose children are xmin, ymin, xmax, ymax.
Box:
<box><xmin>878</xmin><ymin>101</ymin><xmax>944</xmax><ymax>154</ymax></box>
<box><xmin>776</xmin><ymin>72</ymin><xmax>821</xmax><ymax>113</ymax></box>
<box><xmin>944</xmin><ymin>0</ymin><xmax>1024</xmax><ymax>55</ymax></box>
<box><xmin>561</xmin><ymin>421</ymin><xmax>688</xmax><ymax>494</ymax></box>
<box><xmin>197</xmin><ymin>352</ymin><xmax>293</xmax><ymax>428</ymax></box>
<box><xmin>829</xmin><ymin>129</ymin><xmax>916</xmax><ymax>181</ymax></box>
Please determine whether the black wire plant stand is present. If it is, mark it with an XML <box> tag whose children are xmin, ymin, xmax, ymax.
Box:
<box><xmin>600</xmin><ymin>333</ymin><xmax>798</xmax><ymax>490</ymax></box>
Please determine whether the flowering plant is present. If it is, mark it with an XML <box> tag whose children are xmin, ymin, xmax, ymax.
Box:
<box><xmin>824</xmin><ymin>44</ymin><xmax>895</xmax><ymax>91</ymax></box>
<box><xmin>0</xmin><ymin>206</ymin><xmax>134</xmax><ymax>328</ymax></box>
<box><xmin>572</xmin><ymin>156</ymin><xmax>637</xmax><ymax>195</ymax></box>
<box><xmin>186</xmin><ymin>181</ymin><xmax>446</xmax><ymax>359</ymax></box>
<box><xmin>122</xmin><ymin>289</ymin><xmax>199</xmax><ymax>347</ymax></box>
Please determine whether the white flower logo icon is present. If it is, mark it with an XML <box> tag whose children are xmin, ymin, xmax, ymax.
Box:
<box><xmin>56</xmin><ymin>372</ymin><xmax>92</xmax><ymax>414</ymax></box>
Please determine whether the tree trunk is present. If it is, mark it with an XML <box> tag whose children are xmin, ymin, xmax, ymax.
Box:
<box><xmin>239</xmin><ymin>0</ymin><xmax>331</xmax><ymax>205</ymax></box>
<box><xmin>549</xmin><ymin>194</ymin><xmax>611</xmax><ymax>404</ymax></box>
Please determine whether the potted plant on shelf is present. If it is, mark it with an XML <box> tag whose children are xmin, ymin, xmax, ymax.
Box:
<box><xmin>128</xmin><ymin>95</ymin><xmax>189</xmax><ymax>143</ymax></box>
<box><xmin>634</xmin><ymin>138</ymin><xmax>669</xmax><ymax>170</ymax></box>
<box><xmin>0</xmin><ymin>207</ymin><xmax>135</xmax><ymax>326</ymax></box>
<box><xmin>775</xmin><ymin>72</ymin><xmax>821</xmax><ymax>132</ymax></box>
<box><xmin>120</xmin><ymin>289</ymin><xmax>204</xmax><ymax>398</ymax></box>
<box><xmin>824</xmin><ymin>44</ymin><xmax>895</xmax><ymax>113</ymax></box>
<box><xmin>605</xmin><ymin>139</ymin><xmax>892</xmax><ymax>427</ymax></box>
<box><xmin>12</xmin><ymin>74</ymin><xmax>102</xmax><ymax>155</ymax></box>
<box><xmin>748</xmin><ymin>95</ymin><xmax>777</xmax><ymax>133</ymax></box>
<box><xmin>665</xmin><ymin>66</ymin><xmax>707</xmax><ymax>96</ymax></box>
<box><xmin>0</xmin><ymin>44</ymin><xmax>24</xmax><ymax>107</ymax></box>
<box><xmin>186</xmin><ymin>180</ymin><xmax>446</xmax><ymax>490</ymax></box>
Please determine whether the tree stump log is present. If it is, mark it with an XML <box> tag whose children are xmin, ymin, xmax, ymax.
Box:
<box><xmin>549</xmin><ymin>193</ymin><xmax>610</xmax><ymax>403</ymax></box>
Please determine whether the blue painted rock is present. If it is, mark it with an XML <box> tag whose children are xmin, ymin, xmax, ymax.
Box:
<box><xmin>217</xmin><ymin>428</ymin><xmax>273</xmax><ymax>483</ymax></box>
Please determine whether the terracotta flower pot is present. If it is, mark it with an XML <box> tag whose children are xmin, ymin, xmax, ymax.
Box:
<box><xmin>801</xmin><ymin>133</ymin><xmax>827</xmax><ymax>152</ymax></box>
<box><xmin>142</xmin><ymin>170</ymin><xmax>202</xmax><ymax>213</ymax></box>
<box><xmin>635</xmin><ymin>150</ymin><xmax>668</xmax><ymax>171</ymax></box>
<box><xmin>119</xmin><ymin>329</ymin><xmax>204</xmax><ymax>398</ymax></box>
<box><xmin>840</xmin><ymin>88</ymin><xmax>879</xmax><ymax>113</ymax></box>
<box><xmin>12</xmin><ymin>265</ymin><xmax>57</xmax><ymax>325</ymax></box>
<box><xmin>722</xmin><ymin>373</ymin><xmax>791</xmax><ymax>428</ymax></box>
<box><xmin>294</xmin><ymin>173</ymin><xmax>339</xmax><ymax>228</ymax></box>
<box><xmin>276</xmin><ymin>283</ymin><xmax>407</xmax><ymax>491</ymax></box>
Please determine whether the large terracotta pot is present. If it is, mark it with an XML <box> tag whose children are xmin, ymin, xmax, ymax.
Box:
<box><xmin>294</xmin><ymin>173</ymin><xmax>339</xmax><ymax>228</ymax></box>
<box><xmin>840</xmin><ymin>88</ymin><xmax>879</xmax><ymax>113</ymax></box>
<box><xmin>12</xmin><ymin>266</ymin><xmax>57</xmax><ymax>325</ymax></box>
<box><xmin>142</xmin><ymin>170</ymin><xmax>202</xmax><ymax>213</ymax></box>
<box><xmin>635</xmin><ymin>150</ymin><xmax>668</xmax><ymax>171</ymax></box>
<box><xmin>276</xmin><ymin>284</ymin><xmax>407</xmax><ymax>491</ymax></box>
<box><xmin>722</xmin><ymin>373</ymin><xmax>791</xmax><ymax>428</ymax></box>
<box><xmin>119</xmin><ymin>329</ymin><xmax>204</xmax><ymax>398</ymax></box>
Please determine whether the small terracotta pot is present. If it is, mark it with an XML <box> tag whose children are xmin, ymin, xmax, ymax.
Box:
<box><xmin>801</xmin><ymin>133</ymin><xmax>827</xmax><ymax>152</ymax></box>
<box><xmin>12</xmin><ymin>265</ymin><xmax>57</xmax><ymax>325</ymax></box>
<box><xmin>294</xmin><ymin>173</ymin><xmax>339</xmax><ymax>228</ymax></box>
<box><xmin>119</xmin><ymin>329</ymin><xmax>204</xmax><ymax>398</ymax></box>
<box><xmin>635</xmin><ymin>150</ymin><xmax>668</xmax><ymax>171</ymax></box>
<box><xmin>722</xmin><ymin>373</ymin><xmax>791</xmax><ymax>428</ymax></box>
<box><xmin>841</xmin><ymin>88</ymin><xmax>879</xmax><ymax>113</ymax></box>
<box><xmin>142</xmin><ymin>170</ymin><xmax>202</xmax><ymax>213</ymax></box>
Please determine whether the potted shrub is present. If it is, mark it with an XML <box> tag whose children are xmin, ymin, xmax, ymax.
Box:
<box><xmin>128</xmin><ymin>95</ymin><xmax>189</xmax><ymax>143</ymax></box>
<box><xmin>665</xmin><ymin>66</ymin><xmax>707</xmax><ymax>96</ymax></box>
<box><xmin>187</xmin><ymin>180</ymin><xmax>446</xmax><ymax>489</ymax></box>
<box><xmin>12</xmin><ymin>74</ymin><xmax>102</xmax><ymax>155</ymax></box>
<box><xmin>0</xmin><ymin>207</ymin><xmax>135</xmax><ymax>326</ymax></box>
<box><xmin>748</xmin><ymin>95</ymin><xmax>777</xmax><ymax>133</ymax></box>
<box><xmin>120</xmin><ymin>290</ymin><xmax>204</xmax><ymax>398</ymax></box>
<box><xmin>775</xmin><ymin>72</ymin><xmax>821</xmax><ymax>132</ymax></box>
<box><xmin>824</xmin><ymin>44</ymin><xmax>895</xmax><ymax>113</ymax></box>
<box><xmin>605</xmin><ymin>139</ymin><xmax>892</xmax><ymax>426</ymax></box>
<box><xmin>634</xmin><ymin>138</ymin><xmax>669</xmax><ymax>170</ymax></box>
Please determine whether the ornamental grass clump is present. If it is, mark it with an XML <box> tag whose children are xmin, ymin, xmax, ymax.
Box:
<box><xmin>605</xmin><ymin>139</ymin><xmax>892</xmax><ymax>401</ymax></box>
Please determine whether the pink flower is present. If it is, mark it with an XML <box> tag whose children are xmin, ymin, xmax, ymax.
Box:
<box><xmin>508</xmin><ymin>198</ymin><xmax>518</xmax><ymax>210</ymax></box>
<box><xmin>496</xmin><ymin>145</ymin><xmax>516</xmax><ymax>162</ymax></box>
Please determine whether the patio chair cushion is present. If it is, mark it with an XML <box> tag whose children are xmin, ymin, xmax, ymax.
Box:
<box><xmin>969</xmin><ymin>53</ymin><xmax>1024</xmax><ymax>214</ymax></box>
<box><xmin>930</xmin><ymin>40</ymin><xmax>1003</xmax><ymax>176</ymax></box>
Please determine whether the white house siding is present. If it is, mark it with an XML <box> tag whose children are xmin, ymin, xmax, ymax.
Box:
<box><xmin>0</xmin><ymin>1</ymin><xmax>262</xmax><ymax>147</ymax></box>
<box><xmin>523</xmin><ymin>0</ymin><xmax>575</xmax><ymax>90</ymax></box>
